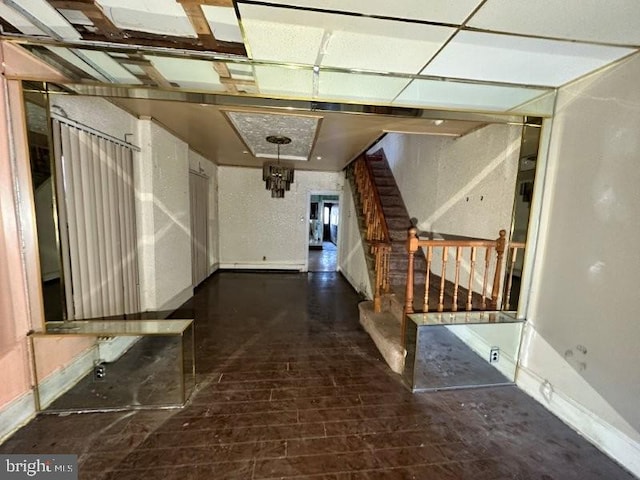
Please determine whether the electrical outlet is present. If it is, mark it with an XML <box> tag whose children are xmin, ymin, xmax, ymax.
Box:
<box><xmin>94</xmin><ymin>362</ymin><xmax>106</xmax><ymax>381</ymax></box>
<box><xmin>489</xmin><ymin>347</ymin><xmax>500</xmax><ymax>364</ymax></box>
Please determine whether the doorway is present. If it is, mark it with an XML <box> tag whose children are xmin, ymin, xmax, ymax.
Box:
<box><xmin>307</xmin><ymin>193</ymin><xmax>340</xmax><ymax>272</ymax></box>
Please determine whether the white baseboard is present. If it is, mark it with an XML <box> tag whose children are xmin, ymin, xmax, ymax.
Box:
<box><xmin>0</xmin><ymin>391</ymin><xmax>36</xmax><ymax>444</ymax></box>
<box><xmin>219</xmin><ymin>262</ymin><xmax>304</xmax><ymax>271</ymax></box>
<box><xmin>517</xmin><ymin>366</ymin><xmax>640</xmax><ymax>477</ymax></box>
<box><xmin>38</xmin><ymin>346</ymin><xmax>96</xmax><ymax>410</ymax></box>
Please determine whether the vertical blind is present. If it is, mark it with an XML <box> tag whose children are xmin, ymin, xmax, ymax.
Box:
<box><xmin>189</xmin><ymin>170</ymin><xmax>209</xmax><ymax>286</ymax></box>
<box><xmin>52</xmin><ymin>118</ymin><xmax>140</xmax><ymax>319</ymax></box>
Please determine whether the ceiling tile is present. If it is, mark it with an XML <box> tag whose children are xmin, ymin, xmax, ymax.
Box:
<box><xmin>96</xmin><ymin>0</ymin><xmax>196</xmax><ymax>37</ymax></box>
<box><xmin>201</xmin><ymin>6</ymin><xmax>243</xmax><ymax>43</ymax></box>
<box><xmin>241</xmin><ymin>0</ymin><xmax>483</xmax><ymax>24</ymax></box>
<box><xmin>254</xmin><ymin>66</ymin><xmax>314</xmax><ymax>99</ymax></box>
<box><xmin>77</xmin><ymin>50</ymin><xmax>142</xmax><ymax>84</ymax></box>
<box><xmin>319</xmin><ymin>17</ymin><xmax>454</xmax><ymax>73</ymax></box>
<box><xmin>0</xmin><ymin>4</ymin><xmax>45</xmax><ymax>35</ymax></box>
<box><xmin>394</xmin><ymin>79</ymin><xmax>551</xmax><ymax>113</ymax></box>
<box><xmin>469</xmin><ymin>0</ymin><xmax>640</xmax><ymax>46</ymax></box>
<box><xmin>225</xmin><ymin>111</ymin><xmax>321</xmax><ymax>161</ymax></box>
<box><xmin>422</xmin><ymin>31</ymin><xmax>635</xmax><ymax>87</ymax></box>
<box><xmin>147</xmin><ymin>56</ymin><xmax>224</xmax><ymax>91</ymax></box>
<box><xmin>45</xmin><ymin>47</ymin><xmax>108</xmax><ymax>81</ymax></box>
<box><xmin>317</xmin><ymin>71</ymin><xmax>410</xmax><ymax>104</ymax></box>
<box><xmin>9</xmin><ymin>0</ymin><xmax>81</xmax><ymax>39</ymax></box>
<box><xmin>240</xmin><ymin>4</ymin><xmax>452</xmax><ymax>73</ymax></box>
<box><xmin>239</xmin><ymin>4</ymin><xmax>324</xmax><ymax>64</ymax></box>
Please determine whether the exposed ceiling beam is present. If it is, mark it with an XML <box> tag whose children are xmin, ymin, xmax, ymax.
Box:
<box><xmin>177</xmin><ymin>0</ymin><xmax>219</xmax><ymax>50</ymax></box>
<box><xmin>48</xmin><ymin>0</ymin><xmax>123</xmax><ymax>39</ymax></box>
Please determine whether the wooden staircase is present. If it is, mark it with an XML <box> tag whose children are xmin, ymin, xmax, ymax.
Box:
<box><xmin>347</xmin><ymin>149</ymin><xmax>524</xmax><ymax>374</ymax></box>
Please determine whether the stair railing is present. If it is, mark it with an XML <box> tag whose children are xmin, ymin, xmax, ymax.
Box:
<box><xmin>352</xmin><ymin>156</ymin><xmax>391</xmax><ymax>312</ymax></box>
<box><xmin>404</xmin><ymin>227</ymin><xmax>525</xmax><ymax>316</ymax></box>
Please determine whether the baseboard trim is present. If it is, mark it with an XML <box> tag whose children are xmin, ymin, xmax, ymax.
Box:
<box><xmin>208</xmin><ymin>262</ymin><xmax>219</xmax><ymax>276</ymax></box>
<box><xmin>0</xmin><ymin>391</ymin><xmax>36</xmax><ymax>444</ymax></box>
<box><xmin>517</xmin><ymin>366</ymin><xmax>640</xmax><ymax>477</ymax></box>
<box><xmin>219</xmin><ymin>262</ymin><xmax>304</xmax><ymax>271</ymax></box>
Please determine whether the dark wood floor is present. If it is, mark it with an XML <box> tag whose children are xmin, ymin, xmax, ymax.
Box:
<box><xmin>1</xmin><ymin>272</ymin><xmax>634</xmax><ymax>479</ymax></box>
<box><xmin>308</xmin><ymin>242</ymin><xmax>337</xmax><ymax>272</ymax></box>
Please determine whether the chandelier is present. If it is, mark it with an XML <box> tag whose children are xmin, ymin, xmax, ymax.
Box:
<box><xmin>263</xmin><ymin>135</ymin><xmax>294</xmax><ymax>198</ymax></box>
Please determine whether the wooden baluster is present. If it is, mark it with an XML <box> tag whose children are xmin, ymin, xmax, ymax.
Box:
<box><xmin>422</xmin><ymin>246</ymin><xmax>432</xmax><ymax>312</ymax></box>
<box><xmin>452</xmin><ymin>247</ymin><xmax>462</xmax><ymax>312</ymax></box>
<box><xmin>503</xmin><ymin>246</ymin><xmax>519</xmax><ymax>310</ymax></box>
<box><xmin>482</xmin><ymin>247</ymin><xmax>491</xmax><ymax>310</ymax></box>
<box><xmin>404</xmin><ymin>227</ymin><xmax>418</xmax><ymax>316</ymax></box>
<box><xmin>491</xmin><ymin>230</ymin><xmax>507</xmax><ymax>310</ymax></box>
<box><xmin>438</xmin><ymin>246</ymin><xmax>448</xmax><ymax>312</ymax></box>
<box><xmin>383</xmin><ymin>246</ymin><xmax>390</xmax><ymax>293</ymax></box>
<box><xmin>467</xmin><ymin>247</ymin><xmax>477</xmax><ymax>311</ymax></box>
<box><xmin>374</xmin><ymin>246</ymin><xmax>382</xmax><ymax>312</ymax></box>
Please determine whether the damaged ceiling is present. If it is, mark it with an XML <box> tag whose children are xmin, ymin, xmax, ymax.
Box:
<box><xmin>2</xmin><ymin>1</ymin><xmax>640</xmax><ymax>169</ymax></box>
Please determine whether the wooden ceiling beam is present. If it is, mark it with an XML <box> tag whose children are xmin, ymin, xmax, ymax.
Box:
<box><xmin>48</xmin><ymin>0</ymin><xmax>124</xmax><ymax>39</ymax></box>
<box><xmin>178</xmin><ymin>0</ymin><xmax>219</xmax><ymax>50</ymax></box>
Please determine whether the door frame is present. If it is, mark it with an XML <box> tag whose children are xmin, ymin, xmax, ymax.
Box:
<box><xmin>304</xmin><ymin>190</ymin><xmax>342</xmax><ymax>272</ymax></box>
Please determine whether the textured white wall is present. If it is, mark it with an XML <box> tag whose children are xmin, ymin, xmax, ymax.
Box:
<box><xmin>378</xmin><ymin>125</ymin><xmax>521</xmax><ymax>239</ymax></box>
<box><xmin>218</xmin><ymin>167</ymin><xmax>343</xmax><ymax>269</ymax></box>
<box><xmin>189</xmin><ymin>150</ymin><xmax>219</xmax><ymax>273</ymax></box>
<box><xmin>49</xmin><ymin>96</ymin><xmax>138</xmax><ymax>145</ymax></box>
<box><xmin>520</xmin><ymin>52</ymin><xmax>640</xmax><ymax>466</ymax></box>
<box><xmin>338</xmin><ymin>181</ymin><xmax>373</xmax><ymax>299</ymax></box>
<box><xmin>137</xmin><ymin>120</ymin><xmax>192</xmax><ymax>310</ymax></box>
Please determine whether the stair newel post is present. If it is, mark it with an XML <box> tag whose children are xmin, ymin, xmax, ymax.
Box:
<box><xmin>490</xmin><ymin>229</ymin><xmax>507</xmax><ymax>310</ymax></box>
<box><xmin>404</xmin><ymin>227</ymin><xmax>418</xmax><ymax>317</ymax></box>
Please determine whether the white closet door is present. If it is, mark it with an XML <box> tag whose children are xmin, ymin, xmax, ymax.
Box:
<box><xmin>52</xmin><ymin>119</ymin><xmax>139</xmax><ymax>319</ymax></box>
<box><xmin>189</xmin><ymin>171</ymin><xmax>209</xmax><ymax>286</ymax></box>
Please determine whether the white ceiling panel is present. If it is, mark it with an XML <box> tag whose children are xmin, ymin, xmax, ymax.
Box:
<box><xmin>469</xmin><ymin>0</ymin><xmax>640</xmax><ymax>46</ymax></box>
<box><xmin>255</xmin><ymin>66</ymin><xmax>314</xmax><ymax>99</ymax></box>
<box><xmin>394</xmin><ymin>79</ymin><xmax>551</xmax><ymax>113</ymax></box>
<box><xmin>97</xmin><ymin>0</ymin><xmax>196</xmax><ymax>37</ymax></box>
<box><xmin>77</xmin><ymin>50</ymin><xmax>142</xmax><ymax>84</ymax></box>
<box><xmin>202</xmin><ymin>6</ymin><xmax>243</xmax><ymax>43</ymax></box>
<box><xmin>320</xmin><ymin>18</ymin><xmax>454</xmax><ymax>73</ymax></box>
<box><xmin>12</xmin><ymin>0</ymin><xmax>81</xmax><ymax>39</ymax></box>
<box><xmin>423</xmin><ymin>31</ymin><xmax>635</xmax><ymax>87</ymax></box>
<box><xmin>240</xmin><ymin>4</ymin><xmax>452</xmax><ymax>73</ymax></box>
<box><xmin>318</xmin><ymin>71</ymin><xmax>410</xmax><ymax>104</ymax></box>
<box><xmin>46</xmin><ymin>47</ymin><xmax>108</xmax><ymax>81</ymax></box>
<box><xmin>0</xmin><ymin>4</ymin><xmax>45</xmax><ymax>35</ymax></box>
<box><xmin>239</xmin><ymin>5</ymin><xmax>325</xmax><ymax>64</ymax></box>
<box><xmin>244</xmin><ymin>0</ymin><xmax>483</xmax><ymax>24</ymax></box>
<box><xmin>148</xmin><ymin>56</ymin><xmax>224</xmax><ymax>91</ymax></box>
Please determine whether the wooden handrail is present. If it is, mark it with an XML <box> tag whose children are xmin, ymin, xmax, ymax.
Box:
<box><xmin>404</xmin><ymin>227</ymin><xmax>525</xmax><ymax>318</ymax></box>
<box><xmin>351</xmin><ymin>156</ymin><xmax>391</xmax><ymax>312</ymax></box>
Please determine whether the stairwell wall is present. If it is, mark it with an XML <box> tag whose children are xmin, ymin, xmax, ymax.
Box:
<box><xmin>338</xmin><ymin>181</ymin><xmax>373</xmax><ymax>299</ymax></box>
<box><xmin>374</xmin><ymin>125</ymin><xmax>521</xmax><ymax>240</ymax></box>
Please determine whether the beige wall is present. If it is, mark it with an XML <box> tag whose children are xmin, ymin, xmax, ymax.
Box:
<box><xmin>520</xmin><ymin>52</ymin><xmax>640</xmax><ymax>473</ymax></box>
<box><xmin>218</xmin><ymin>166</ymin><xmax>344</xmax><ymax>270</ymax></box>
<box><xmin>338</xmin><ymin>181</ymin><xmax>373</xmax><ymax>299</ymax></box>
<box><xmin>0</xmin><ymin>77</ymin><xmax>37</xmax><ymax>438</ymax></box>
<box><xmin>377</xmin><ymin>124</ymin><xmax>521</xmax><ymax>239</ymax></box>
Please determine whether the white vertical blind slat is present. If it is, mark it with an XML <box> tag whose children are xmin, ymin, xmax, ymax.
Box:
<box><xmin>52</xmin><ymin>120</ymin><xmax>139</xmax><ymax>319</ymax></box>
